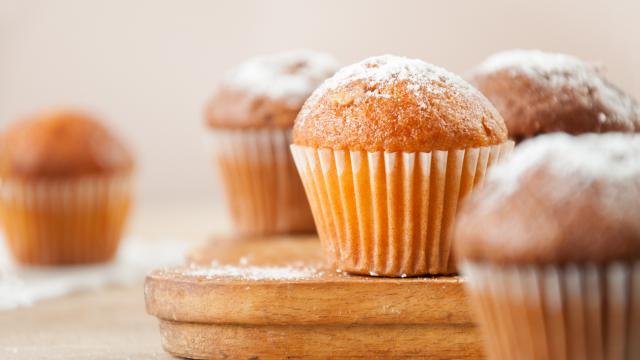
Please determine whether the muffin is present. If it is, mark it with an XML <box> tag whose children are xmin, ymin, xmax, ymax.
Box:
<box><xmin>455</xmin><ymin>133</ymin><xmax>640</xmax><ymax>359</ymax></box>
<box><xmin>205</xmin><ymin>49</ymin><xmax>339</xmax><ymax>236</ymax></box>
<box><xmin>0</xmin><ymin>109</ymin><xmax>134</xmax><ymax>265</ymax></box>
<box><xmin>469</xmin><ymin>49</ymin><xmax>640</xmax><ymax>142</ymax></box>
<box><xmin>291</xmin><ymin>55</ymin><xmax>513</xmax><ymax>276</ymax></box>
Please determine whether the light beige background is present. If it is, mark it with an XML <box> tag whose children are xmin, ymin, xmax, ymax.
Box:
<box><xmin>1</xmin><ymin>0</ymin><xmax>638</xmax><ymax>219</ymax></box>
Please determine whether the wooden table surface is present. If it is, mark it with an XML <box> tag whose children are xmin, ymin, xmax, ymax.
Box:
<box><xmin>0</xmin><ymin>285</ymin><xmax>168</xmax><ymax>360</ymax></box>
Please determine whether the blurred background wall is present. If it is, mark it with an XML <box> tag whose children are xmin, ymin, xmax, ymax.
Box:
<box><xmin>1</xmin><ymin>0</ymin><xmax>638</xmax><ymax>226</ymax></box>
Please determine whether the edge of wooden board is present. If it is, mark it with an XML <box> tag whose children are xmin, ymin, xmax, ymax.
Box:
<box><xmin>158</xmin><ymin>320</ymin><xmax>482</xmax><ymax>359</ymax></box>
<box><xmin>145</xmin><ymin>269</ymin><xmax>472</xmax><ymax>326</ymax></box>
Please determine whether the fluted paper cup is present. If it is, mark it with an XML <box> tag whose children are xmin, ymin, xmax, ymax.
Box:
<box><xmin>0</xmin><ymin>174</ymin><xmax>132</xmax><ymax>265</ymax></box>
<box><xmin>290</xmin><ymin>142</ymin><xmax>513</xmax><ymax>276</ymax></box>
<box><xmin>206</xmin><ymin>128</ymin><xmax>315</xmax><ymax>236</ymax></box>
<box><xmin>462</xmin><ymin>261</ymin><xmax>640</xmax><ymax>360</ymax></box>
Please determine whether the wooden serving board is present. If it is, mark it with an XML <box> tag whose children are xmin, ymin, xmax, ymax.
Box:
<box><xmin>145</xmin><ymin>236</ymin><xmax>482</xmax><ymax>359</ymax></box>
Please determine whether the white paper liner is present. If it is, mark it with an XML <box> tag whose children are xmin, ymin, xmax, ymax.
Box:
<box><xmin>462</xmin><ymin>261</ymin><xmax>640</xmax><ymax>360</ymax></box>
<box><xmin>0</xmin><ymin>175</ymin><xmax>132</xmax><ymax>265</ymax></box>
<box><xmin>290</xmin><ymin>142</ymin><xmax>514</xmax><ymax>276</ymax></box>
<box><xmin>205</xmin><ymin>128</ymin><xmax>314</xmax><ymax>236</ymax></box>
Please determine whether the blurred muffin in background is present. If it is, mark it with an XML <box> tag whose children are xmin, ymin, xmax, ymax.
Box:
<box><xmin>0</xmin><ymin>109</ymin><xmax>134</xmax><ymax>265</ymax></box>
<box><xmin>469</xmin><ymin>49</ymin><xmax>640</xmax><ymax>142</ymax></box>
<box><xmin>291</xmin><ymin>55</ymin><xmax>513</xmax><ymax>276</ymax></box>
<box><xmin>455</xmin><ymin>133</ymin><xmax>640</xmax><ymax>359</ymax></box>
<box><xmin>205</xmin><ymin>49</ymin><xmax>339</xmax><ymax>236</ymax></box>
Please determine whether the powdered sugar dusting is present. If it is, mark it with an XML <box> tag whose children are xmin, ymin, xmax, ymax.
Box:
<box><xmin>180</xmin><ymin>264</ymin><xmax>323</xmax><ymax>281</ymax></box>
<box><xmin>472</xmin><ymin>49</ymin><xmax>640</xmax><ymax>121</ymax></box>
<box><xmin>474</xmin><ymin>49</ymin><xmax>590</xmax><ymax>80</ymax></box>
<box><xmin>302</xmin><ymin>54</ymin><xmax>482</xmax><ymax>114</ymax></box>
<box><xmin>223</xmin><ymin>49</ymin><xmax>339</xmax><ymax>105</ymax></box>
<box><xmin>484</xmin><ymin>133</ymin><xmax>640</xmax><ymax>202</ymax></box>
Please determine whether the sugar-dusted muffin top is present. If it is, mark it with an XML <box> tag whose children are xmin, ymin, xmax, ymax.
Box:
<box><xmin>469</xmin><ymin>49</ymin><xmax>640</xmax><ymax>142</ymax></box>
<box><xmin>455</xmin><ymin>133</ymin><xmax>640</xmax><ymax>265</ymax></box>
<box><xmin>205</xmin><ymin>49</ymin><xmax>339</xmax><ymax>129</ymax></box>
<box><xmin>0</xmin><ymin>109</ymin><xmax>134</xmax><ymax>179</ymax></box>
<box><xmin>292</xmin><ymin>55</ymin><xmax>508</xmax><ymax>152</ymax></box>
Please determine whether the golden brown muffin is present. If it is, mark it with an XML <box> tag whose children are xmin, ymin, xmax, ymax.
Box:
<box><xmin>0</xmin><ymin>109</ymin><xmax>133</xmax><ymax>179</ymax></box>
<box><xmin>204</xmin><ymin>50</ymin><xmax>339</xmax><ymax>236</ymax></box>
<box><xmin>455</xmin><ymin>133</ymin><xmax>640</xmax><ymax>360</ymax></box>
<box><xmin>0</xmin><ymin>109</ymin><xmax>133</xmax><ymax>265</ymax></box>
<box><xmin>206</xmin><ymin>49</ymin><xmax>339</xmax><ymax>129</ymax></box>
<box><xmin>293</xmin><ymin>55</ymin><xmax>507</xmax><ymax>152</ymax></box>
<box><xmin>291</xmin><ymin>55</ymin><xmax>513</xmax><ymax>277</ymax></box>
<box><xmin>469</xmin><ymin>49</ymin><xmax>640</xmax><ymax>142</ymax></box>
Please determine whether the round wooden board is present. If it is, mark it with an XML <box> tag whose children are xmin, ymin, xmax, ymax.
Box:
<box><xmin>145</xmin><ymin>236</ymin><xmax>482</xmax><ymax>359</ymax></box>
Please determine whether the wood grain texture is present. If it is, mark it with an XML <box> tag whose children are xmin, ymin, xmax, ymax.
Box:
<box><xmin>0</xmin><ymin>286</ymin><xmax>170</xmax><ymax>360</ymax></box>
<box><xmin>159</xmin><ymin>321</ymin><xmax>481</xmax><ymax>359</ymax></box>
<box><xmin>145</xmin><ymin>236</ymin><xmax>482</xmax><ymax>359</ymax></box>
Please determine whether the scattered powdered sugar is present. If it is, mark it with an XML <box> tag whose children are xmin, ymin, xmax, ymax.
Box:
<box><xmin>472</xmin><ymin>49</ymin><xmax>640</xmax><ymax>121</ymax></box>
<box><xmin>302</xmin><ymin>54</ymin><xmax>481</xmax><ymax>114</ymax></box>
<box><xmin>181</xmin><ymin>264</ymin><xmax>323</xmax><ymax>281</ymax></box>
<box><xmin>484</xmin><ymin>133</ymin><xmax>640</xmax><ymax>202</ymax></box>
<box><xmin>223</xmin><ymin>49</ymin><xmax>339</xmax><ymax>105</ymax></box>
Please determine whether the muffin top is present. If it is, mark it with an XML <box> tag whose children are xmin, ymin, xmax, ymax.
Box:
<box><xmin>205</xmin><ymin>49</ymin><xmax>339</xmax><ymax>129</ymax></box>
<box><xmin>455</xmin><ymin>133</ymin><xmax>640</xmax><ymax>265</ymax></box>
<box><xmin>0</xmin><ymin>109</ymin><xmax>134</xmax><ymax>179</ymax></box>
<box><xmin>469</xmin><ymin>49</ymin><xmax>640</xmax><ymax>142</ymax></box>
<box><xmin>292</xmin><ymin>55</ymin><xmax>508</xmax><ymax>152</ymax></box>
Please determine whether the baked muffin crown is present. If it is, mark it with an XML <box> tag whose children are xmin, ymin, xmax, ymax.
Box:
<box><xmin>292</xmin><ymin>55</ymin><xmax>508</xmax><ymax>152</ymax></box>
<box><xmin>205</xmin><ymin>49</ymin><xmax>339</xmax><ymax>129</ymax></box>
<box><xmin>455</xmin><ymin>133</ymin><xmax>640</xmax><ymax>265</ymax></box>
<box><xmin>0</xmin><ymin>109</ymin><xmax>134</xmax><ymax>179</ymax></box>
<box><xmin>469</xmin><ymin>49</ymin><xmax>640</xmax><ymax>142</ymax></box>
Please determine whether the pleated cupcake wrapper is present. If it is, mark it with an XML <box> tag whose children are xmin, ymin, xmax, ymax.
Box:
<box><xmin>0</xmin><ymin>175</ymin><xmax>132</xmax><ymax>265</ymax></box>
<box><xmin>205</xmin><ymin>128</ymin><xmax>314</xmax><ymax>236</ymax></box>
<box><xmin>462</xmin><ymin>261</ymin><xmax>640</xmax><ymax>360</ymax></box>
<box><xmin>290</xmin><ymin>142</ymin><xmax>514</xmax><ymax>276</ymax></box>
